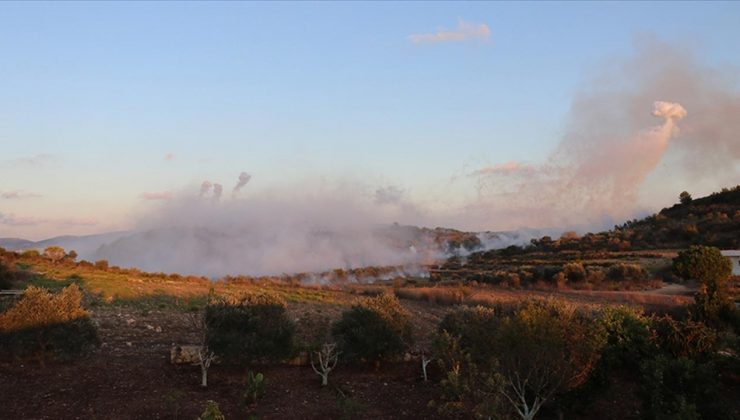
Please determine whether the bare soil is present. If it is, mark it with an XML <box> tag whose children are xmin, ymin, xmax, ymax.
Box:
<box><xmin>0</xmin><ymin>304</ymin><xmax>443</xmax><ymax>420</ymax></box>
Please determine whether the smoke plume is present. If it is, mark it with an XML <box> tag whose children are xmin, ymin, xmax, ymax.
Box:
<box><xmin>94</xmin><ymin>181</ymin><xmax>437</xmax><ymax>277</ymax></box>
<box><xmin>232</xmin><ymin>172</ymin><xmax>252</xmax><ymax>194</ymax></box>
<box><xmin>212</xmin><ymin>183</ymin><xmax>223</xmax><ymax>201</ymax></box>
<box><xmin>469</xmin><ymin>38</ymin><xmax>739</xmax><ymax>230</ymax></box>
<box><xmin>199</xmin><ymin>181</ymin><xmax>212</xmax><ymax>196</ymax></box>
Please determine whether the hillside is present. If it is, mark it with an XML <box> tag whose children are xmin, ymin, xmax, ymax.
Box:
<box><xmin>527</xmin><ymin>186</ymin><xmax>740</xmax><ymax>253</ymax></box>
<box><xmin>433</xmin><ymin>186</ymin><xmax>740</xmax><ymax>292</ymax></box>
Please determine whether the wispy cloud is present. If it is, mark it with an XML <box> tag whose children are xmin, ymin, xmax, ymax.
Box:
<box><xmin>470</xmin><ymin>161</ymin><xmax>536</xmax><ymax>177</ymax></box>
<box><xmin>1</xmin><ymin>190</ymin><xmax>43</xmax><ymax>199</ymax></box>
<box><xmin>409</xmin><ymin>19</ymin><xmax>491</xmax><ymax>45</ymax></box>
<box><xmin>140</xmin><ymin>191</ymin><xmax>174</xmax><ymax>201</ymax></box>
<box><xmin>3</xmin><ymin>153</ymin><xmax>55</xmax><ymax>167</ymax></box>
<box><xmin>164</xmin><ymin>153</ymin><xmax>175</xmax><ymax>161</ymax></box>
<box><xmin>0</xmin><ymin>213</ymin><xmax>96</xmax><ymax>226</ymax></box>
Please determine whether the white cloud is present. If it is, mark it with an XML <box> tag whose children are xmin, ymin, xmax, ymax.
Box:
<box><xmin>409</xmin><ymin>19</ymin><xmax>491</xmax><ymax>45</ymax></box>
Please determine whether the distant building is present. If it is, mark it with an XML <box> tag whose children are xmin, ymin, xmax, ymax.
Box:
<box><xmin>721</xmin><ymin>250</ymin><xmax>740</xmax><ymax>276</ymax></box>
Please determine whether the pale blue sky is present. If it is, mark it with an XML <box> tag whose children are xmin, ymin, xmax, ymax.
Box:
<box><xmin>1</xmin><ymin>2</ymin><xmax>739</xmax><ymax>239</ymax></box>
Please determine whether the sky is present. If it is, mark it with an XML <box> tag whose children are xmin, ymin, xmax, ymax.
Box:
<box><xmin>1</xmin><ymin>1</ymin><xmax>739</xmax><ymax>240</ymax></box>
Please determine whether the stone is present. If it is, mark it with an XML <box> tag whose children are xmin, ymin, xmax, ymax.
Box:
<box><xmin>170</xmin><ymin>345</ymin><xmax>202</xmax><ymax>365</ymax></box>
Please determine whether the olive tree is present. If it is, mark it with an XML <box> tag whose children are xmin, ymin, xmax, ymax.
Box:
<box><xmin>673</xmin><ymin>245</ymin><xmax>734</xmax><ymax>324</ymax></box>
<box><xmin>492</xmin><ymin>301</ymin><xmax>606</xmax><ymax>420</ymax></box>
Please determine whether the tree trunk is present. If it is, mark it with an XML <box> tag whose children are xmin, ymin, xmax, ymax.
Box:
<box><xmin>201</xmin><ymin>365</ymin><xmax>208</xmax><ymax>387</ymax></box>
<box><xmin>321</xmin><ymin>374</ymin><xmax>328</xmax><ymax>386</ymax></box>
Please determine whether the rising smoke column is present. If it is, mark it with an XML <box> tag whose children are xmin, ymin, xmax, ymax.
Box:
<box><xmin>470</xmin><ymin>100</ymin><xmax>687</xmax><ymax>229</ymax></box>
<box><xmin>212</xmin><ymin>183</ymin><xmax>223</xmax><ymax>201</ymax></box>
<box><xmin>232</xmin><ymin>172</ymin><xmax>252</xmax><ymax>195</ymax></box>
<box><xmin>199</xmin><ymin>181</ymin><xmax>213</xmax><ymax>197</ymax></box>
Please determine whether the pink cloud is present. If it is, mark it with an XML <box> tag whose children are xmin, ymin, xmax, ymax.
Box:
<box><xmin>409</xmin><ymin>19</ymin><xmax>491</xmax><ymax>44</ymax></box>
<box><xmin>470</xmin><ymin>161</ymin><xmax>536</xmax><ymax>177</ymax></box>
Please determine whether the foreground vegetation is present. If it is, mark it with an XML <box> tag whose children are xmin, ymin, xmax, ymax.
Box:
<box><xmin>1</xmin><ymin>238</ymin><xmax>739</xmax><ymax>419</ymax></box>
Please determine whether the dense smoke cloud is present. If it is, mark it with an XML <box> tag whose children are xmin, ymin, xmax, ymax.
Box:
<box><xmin>95</xmin><ymin>182</ymin><xmax>436</xmax><ymax>277</ymax></box>
<box><xmin>469</xmin><ymin>39</ymin><xmax>739</xmax><ymax>230</ymax></box>
<box><xmin>91</xmin><ymin>39</ymin><xmax>739</xmax><ymax>277</ymax></box>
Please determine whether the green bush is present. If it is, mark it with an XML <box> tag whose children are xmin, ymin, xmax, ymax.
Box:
<box><xmin>639</xmin><ymin>355</ymin><xmax>726</xmax><ymax>420</ymax></box>
<box><xmin>0</xmin><ymin>284</ymin><xmax>99</xmax><ymax>361</ymax></box>
<box><xmin>198</xmin><ymin>400</ymin><xmax>225</xmax><ymax>420</ymax></box>
<box><xmin>563</xmin><ymin>262</ymin><xmax>586</xmax><ymax>283</ymax></box>
<box><xmin>432</xmin><ymin>330</ymin><xmax>506</xmax><ymax>419</ymax></box>
<box><xmin>607</xmin><ymin>263</ymin><xmax>647</xmax><ymax>281</ymax></box>
<box><xmin>0</xmin><ymin>261</ymin><xmax>14</xmax><ymax>289</ymax></box>
<box><xmin>673</xmin><ymin>246</ymin><xmax>735</xmax><ymax>327</ymax></box>
<box><xmin>205</xmin><ymin>291</ymin><xmax>295</xmax><ymax>366</ymax></box>
<box><xmin>650</xmin><ymin>316</ymin><xmax>718</xmax><ymax>359</ymax></box>
<box><xmin>598</xmin><ymin>306</ymin><xmax>656</xmax><ymax>370</ymax></box>
<box><xmin>332</xmin><ymin>294</ymin><xmax>411</xmax><ymax>364</ymax></box>
<box><xmin>437</xmin><ymin>305</ymin><xmax>498</xmax><ymax>365</ymax></box>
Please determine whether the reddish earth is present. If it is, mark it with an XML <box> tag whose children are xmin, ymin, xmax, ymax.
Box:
<box><xmin>0</xmin><ymin>305</ymin><xmax>442</xmax><ymax>420</ymax></box>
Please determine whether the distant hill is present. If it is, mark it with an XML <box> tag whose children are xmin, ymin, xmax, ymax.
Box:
<box><xmin>527</xmin><ymin>186</ymin><xmax>740</xmax><ymax>252</ymax></box>
<box><xmin>0</xmin><ymin>231</ymin><xmax>130</xmax><ymax>259</ymax></box>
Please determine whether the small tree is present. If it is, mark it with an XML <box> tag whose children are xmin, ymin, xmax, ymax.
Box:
<box><xmin>188</xmin><ymin>310</ymin><xmax>217</xmax><ymax>387</ymax></box>
<box><xmin>332</xmin><ymin>293</ymin><xmax>412</xmax><ymax>364</ymax></box>
<box><xmin>492</xmin><ymin>301</ymin><xmax>606</xmax><ymax>420</ymax></box>
<box><xmin>679</xmin><ymin>191</ymin><xmax>693</xmax><ymax>205</ymax></box>
<box><xmin>206</xmin><ymin>290</ymin><xmax>295</xmax><ymax>366</ymax></box>
<box><xmin>673</xmin><ymin>245</ymin><xmax>734</xmax><ymax>324</ymax></box>
<box><xmin>43</xmin><ymin>246</ymin><xmax>66</xmax><ymax>263</ymax></box>
<box><xmin>310</xmin><ymin>342</ymin><xmax>340</xmax><ymax>386</ymax></box>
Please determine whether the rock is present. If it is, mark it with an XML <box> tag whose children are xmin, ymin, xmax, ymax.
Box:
<box><xmin>170</xmin><ymin>345</ymin><xmax>202</xmax><ymax>364</ymax></box>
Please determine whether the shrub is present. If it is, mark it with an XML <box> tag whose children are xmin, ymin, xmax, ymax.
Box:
<box><xmin>43</xmin><ymin>246</ymin><xmax>66</xmax><ymax>263</ymax></box>
<box><xmin>673</xmin><ymin>245</ymin><xmax>734</xmax><ymax>326</ymax></box>
<box><xmin>639</xmin><ymin>355</ymin><xmax>724</xmax><ymax>420</ymax></box>
<box><xmin>0</xmin><ymin>261</ymin><xmax>14</xmax><ymax>289</ymax></box>
<box><xmin>332</xmin><ymin>293</ymin><xmax>412</xmax><ymax>364</ymax></box>
<box><xmin>492</xmin><ymin>300</ymin><xmax>607</xmax><ymax>419</ymax></box>
<box><xmin>437</xmin><ymin>306</ymin><xmax>498</xmax><ymax>365</ymax></box>
<box><xmin>0</xmin><ymin>284</ymin><xmax>99</xmax><ymax>362</ymax></box>
<box><xmin>563</xmin><ymin>262</ymin><xmax>586</xmax><ymax>283</ymax></box>
<box><xmin>198</xmin><ymin>400</ymin><xmax>225</xmax><ymax>420</ymax></box>
<box><xmin>205</xmin><ymin>291</ymin><xmax>295</xmax><ymax>366</ymax></box>
<box><xmin>433</xmin><ymin>331</ymin><xmax>506</xmax><ymax>419</ymax></box>
<box><xmin>607</xmin><ymin>263</ymin><xmax>647</xmax><ymax>281</ymax></box>
<box><xmin>597</xmin><ymin>306</ymin><xmax>655</xmax><ymax>372</ymax></box>
<box><xmin>21</xmin><ymin>249</ymin><xmax>40</xmax><ymax>258</ymax></box>
<box><xmin>94</xmin><ymin>260</ymin><xmax>109</xmax><ymax>271</ymax></box>
<box><xmin>650</xmin><ymin>316</ymin><xmax>718</xmax><ymax>359</ymax></box>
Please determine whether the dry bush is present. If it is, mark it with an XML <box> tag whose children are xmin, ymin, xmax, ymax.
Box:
<box><xmin>0</xmin><ymin>284</ymin><xmax>98</xmax><ymax>362</ymax></box>
<box><xmin>394</xmin><ymin>287</ymin><xmax>469</xmax><ymax>306</ymax></box>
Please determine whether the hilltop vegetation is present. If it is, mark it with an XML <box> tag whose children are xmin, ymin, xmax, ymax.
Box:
<box><xmin>438</xmin><ymin>187</ymin><xmax>740</xmax><ymax>292</ymax></box>
<box><xmin>528</xmin><ymin>186</ymin><xmax>740</xmax><ymax>252</ymax></box>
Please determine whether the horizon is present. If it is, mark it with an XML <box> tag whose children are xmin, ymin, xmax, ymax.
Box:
<box><xmin>2</xmin><ymin>2</ymin><xmax>740</xmax><ymax>242</ymax></box>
